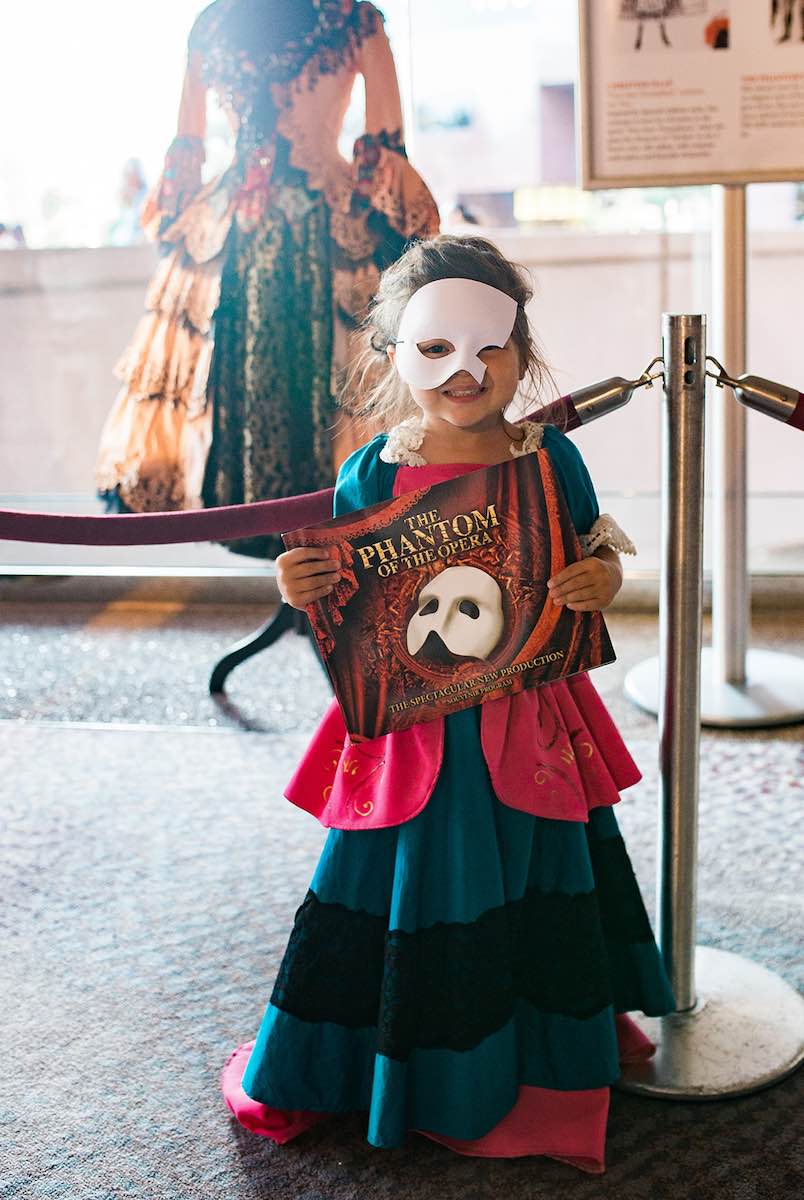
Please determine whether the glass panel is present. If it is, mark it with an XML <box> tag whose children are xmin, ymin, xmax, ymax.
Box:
<box><xmin>1</xmin><ymin>2</ymin><xmax>204</xmax><ymax>248</ymax></box>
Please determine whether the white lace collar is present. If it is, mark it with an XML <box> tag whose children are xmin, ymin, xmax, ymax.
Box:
<box><xmin>379</xmin><ymin>416</ymin><xmax>544</xmax><ymax>467</ymax></box>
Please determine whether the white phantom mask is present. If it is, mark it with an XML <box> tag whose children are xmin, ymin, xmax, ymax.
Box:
<box><xmin>406</xmin><ymin>565</ymin><xmax>505</xmax><ymax>661</ymax></box>
<box><xmin>393</xmin><ymin>278</ymin><xmax>518</xmax><ymax>389</ymax></box>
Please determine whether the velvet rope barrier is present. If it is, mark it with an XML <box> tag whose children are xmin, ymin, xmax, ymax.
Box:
<box><xmin>737</xmin><ymin>385</ymin><xmax>804</xmax><ymax>431</ymax></box>
<box><xmin>790</xmin><ymin>393</ymin><xmax>804</xmax><ymax>431</ymax></box>
<box><xmin>0</xmin><ymin>404</ymin><xmax>581</xmax><ymax>548</ymax></box>
<box><xmin>0</xmin><ymin>488</ymin><xmax>335</xmax><ymax>546</ymax></box>
<box><xmin>709</xmin><ymin>362</ymin><xmax>804</xmax><ymax>432</ymax></box>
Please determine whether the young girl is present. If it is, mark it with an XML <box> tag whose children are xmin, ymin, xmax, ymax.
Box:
<box><xmin>221</xmin><ymin>235</ymin><xmax>675</xmax><ymax>1174</ymax></box>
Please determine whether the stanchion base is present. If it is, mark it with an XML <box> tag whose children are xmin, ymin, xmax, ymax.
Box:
<box><xmin>624</xmin><ymin>648</ymin><xmax>804</xmax><ymax>727</ymax></box>
<box><xmin>618</xmin><ymin>946</ymin><xmax>804</xmax><ymax>1099</ymax></box>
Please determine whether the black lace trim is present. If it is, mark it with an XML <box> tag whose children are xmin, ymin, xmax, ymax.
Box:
<box><xmin>270</xmin><ymin>834</ymin><xmax>656</xmax><ymax>1061</ymax></box>
<box><xmin>589</xmin><ymin>832</ymin><xmax>655</xmax><ymax>944</ymax></box>
<box><xmin>353</xmin><ymin>128</ymin><xmax>407</xmax><ymax>180</ymax></box>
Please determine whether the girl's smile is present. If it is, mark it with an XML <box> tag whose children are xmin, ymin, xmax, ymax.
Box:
<box><xmin>388</xmin><ymin>336</ymin><xmax>524</xmax><ymax>435</ymax></box>
<box><xmin>440</xmin><ymin>373</ymin><xmax>490</xmax><ymax>402</ymax></box>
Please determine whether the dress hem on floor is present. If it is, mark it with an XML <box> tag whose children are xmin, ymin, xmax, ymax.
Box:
<box><xmin>220</xmin><ymin>1013</ymin><xmax>656</xmax><ymax>1174</ymax></box>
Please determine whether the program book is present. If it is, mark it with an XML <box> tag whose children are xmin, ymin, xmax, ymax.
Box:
<box><xmin>283</xmin><ymin>449</ymin><xmax>615</xmax><ymax>741</ymax></box>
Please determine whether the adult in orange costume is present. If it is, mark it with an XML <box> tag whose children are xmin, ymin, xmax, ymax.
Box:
<box><xmin>95</xmin><ymin>0</ymin><xmax>439</xmax><ymax>558</ymax></box>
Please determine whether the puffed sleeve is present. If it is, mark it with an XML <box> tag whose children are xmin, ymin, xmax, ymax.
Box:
<box><xmin>541</xmin><ymin>426</ymin><xmax>636</xmax><ymax>555</ymax></box>
<box><xmin>141</xmin><ymin>49</ymin><xmax>206</xmax><ymax>237</ymax></box>
<box><xmin>351</xmin><ymin>4</ymin><xmax>439</xmax><ymax>243</ymax></box>
<box><xmin>333</xmin><ymin>435</ymin><xmax>400</xmax><ymax>516</ymax></box>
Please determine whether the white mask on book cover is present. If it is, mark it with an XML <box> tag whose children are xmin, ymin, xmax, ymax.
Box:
<box><xmin>393</xmin><ymin>278</ymin><xmax>518</xmax><ymax>390</ymax></box>
<box><xmin>406</xmin><ymin>565</ymin><xmax>505</xmax><ymax>661</ymax></box>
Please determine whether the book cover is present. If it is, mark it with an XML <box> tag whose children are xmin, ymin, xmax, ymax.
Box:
<box><xmin>283</xmin><ymin>448</ymin><xmax>615</xmax><ymax>741</ymax></box>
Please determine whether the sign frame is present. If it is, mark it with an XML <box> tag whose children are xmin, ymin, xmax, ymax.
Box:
<box><xmin>578</xmin><ymin>0</ymin><xmax>804</xmax><ymax>190</ymax></box>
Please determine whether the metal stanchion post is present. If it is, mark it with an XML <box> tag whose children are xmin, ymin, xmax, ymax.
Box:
<box><xmin>710</xmin><ymin>185</ymin><xmax>748</xmax><ymax>691</ymax></box>
<box><xmin>625</xmin><ymin>188</ymin><xmax>804</xmax><ymax>726</ymax></box>
<box><xmin>702</xmin><ymin>185</ymin><xmax>804</xmax><ymax>725</ymax></box>
<box><xmin>655</xmin><ymin>314</ymin><xmax>706</xmax><ymax>1012</ymax></box>
<box><xmin>619</xmin><ymin>315</ymin><xmax>804</xmax><ymax>1098</ymax></box>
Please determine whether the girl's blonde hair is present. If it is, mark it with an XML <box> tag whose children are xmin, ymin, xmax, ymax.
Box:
<box><xmin>342</xmin><ymin>234</ymin><xmax>554</xmax><ymax>431</ymax></box>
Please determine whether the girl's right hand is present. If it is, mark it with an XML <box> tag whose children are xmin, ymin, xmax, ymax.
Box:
<box><xmin>276</xmin><ymin>547</ymin><xmax>341</xmax><ymax>609</ymax></box>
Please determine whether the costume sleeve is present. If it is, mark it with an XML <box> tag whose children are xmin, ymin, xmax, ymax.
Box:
<box><xmin>351</xmin><ymin>4</ymin><xmax>439</xmax><ymax>243</ymax></box>
<box><xmin>542</xmin><ymin>426</ymin><xmax>636</xmax><ymax>555</ymax></box>
<box><xmin>333</xmin><ymin>435</ymin><xmax>398</xmax><ymax>516</ymax></box>
<box><xmin>542</xmin><ymin>426</ymin><xmax>599</xmax><ymax>533</ymax></box>
<box><xmin>141</xmin><ymin>49</ymin><xmax>206</xmax><ymax>237</ymax></box>
<box><xmin>360</xmin><ymin>2</ymin><xmax>403</xmax><ymax>139</ymax></box>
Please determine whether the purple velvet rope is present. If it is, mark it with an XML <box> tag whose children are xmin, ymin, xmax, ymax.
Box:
<box><xmin>0</xmin><ymin>403</ymin><xmax>580</xmax><ymax>547</ymax></box>
<box><xmin>0</xmin><ymin>489</ymin><xmax>334</xmax><ymax>546</ymax></box>
<box><xmin>790</xmin><ymin>393</ymin><xmax>804</xmax><ymax>432</ymax></box>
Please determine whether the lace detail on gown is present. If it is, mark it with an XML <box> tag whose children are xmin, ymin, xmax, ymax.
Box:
<box><xmin>509</xmin><ymin>422</ymin><xmax>545</xmax><ymax>456</ymax></box>
<box><xmin>268</xmin><ymin>868</ymin><xmax>655</xmax><ymax>1060</ymax></box>
<box><xmin>96</xmin><ymin>2</ymin><xmax>439</xmax><ymax>517</ymax></box>
<box><xmin>379</xmin><ymin>419</ymin><xmax>544</xmax><ymax>467</ymax></box>
<box><xmin>378</xmin><ymin>417</ymin><xmax>427</xmax><ymax>465</ymax></box>
<box><xmin>579</xmin><ymin>515</ymin><xmax>636</xmax><ymax>557</ymax></box>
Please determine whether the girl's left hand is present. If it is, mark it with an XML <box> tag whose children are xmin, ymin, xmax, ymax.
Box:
<box><xmin>547</xmin><ymin>553</ymin><xmax>621</xmax><ymax>611</ymax></box>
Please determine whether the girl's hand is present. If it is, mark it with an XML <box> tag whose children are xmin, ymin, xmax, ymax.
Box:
<box><xmin>547</xmin><ymin>549</ymin><xmax>622</xmax><ymax>612</ymax></box>
<box><xmin>276</xmin><ymin>547</ymin><xmax>341</xmax><ymax>609</ymax></box>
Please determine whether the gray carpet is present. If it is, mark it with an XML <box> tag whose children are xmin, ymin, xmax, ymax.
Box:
<box><xmin>2</xmin><ymin>602</ymin><xmax>803</xmax><ymax>744</ymax></box>
<box><xmin>2</xmin><ymin>716</ymin><xmax>802</xmax><ymax>1200</ymax></box>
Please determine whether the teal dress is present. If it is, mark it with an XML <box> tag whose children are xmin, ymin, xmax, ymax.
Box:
<box><xmin>239</xmin><ymin>427</ymin><xmax>675</xmax><ymax>1148</ymax></box>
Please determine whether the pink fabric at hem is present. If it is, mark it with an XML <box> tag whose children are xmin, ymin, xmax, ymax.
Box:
<box><xmin>417</xmin><ymin>1015</ymin><xmax>655</xmax><ymax>1174</ymax></box>
<box><xmin>220</xmin><ymin>1043</ymin><xmax>327</xmax><ymax>1144</ymax></box>
<box><xmin>220</xmin><ymin>1014</ymin><xmax>656</xmax><ymax>1173</ymax></box>
<box><xmin>418</xmin><ymin>1085</ymin><xmax>610</xmax><ymax>1172</ymax></box>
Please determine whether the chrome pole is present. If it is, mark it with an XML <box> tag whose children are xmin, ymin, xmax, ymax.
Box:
<box><xmin>620</xmin><ymin>315</ymin><xmax>804</xmax><ymax>1099</ymax></box>
<box><xmin>624</xmin><ymin>189</ymin><xmax>804</xmax><ymax>726</ymax></box>
<box><xmin>711</xmin><ymin>185</ymin><xmax>748</xmax><ymax>686</ymax></box>
<box><xmin>701</xmin><ymin>184</ymin><xmax>804</xmax><ymax>726</ymax></box>
<box><xmin>656</xmin><ymin>314</ymin><xmax>706</xmax><ymax>1011</ymax></box>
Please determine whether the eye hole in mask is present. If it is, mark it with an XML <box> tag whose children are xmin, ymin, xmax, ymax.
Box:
<box><xmin>392</xmin><ymin>278</ymin><xmax>518</xmax><ymax>390</ymax></box>
<box><xmin>416</xmin><ymin>341</ymin><xmax>505</xmax><ymax>360</ymax></box>
<box><xmin>406</xmin><ymin>565</ymin><xmax>505</xmax><ymax>662</ymax></box>
<box><xmin>417</xmin><ymin>341</ymin><xmax>454</xmax><ymax>359</ymax></box>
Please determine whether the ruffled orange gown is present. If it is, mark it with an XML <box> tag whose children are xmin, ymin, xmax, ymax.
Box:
<box><xmin>95</xmin><ymin>0</ymin><xmax>439</xmax><ymax>541</ymax></box>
